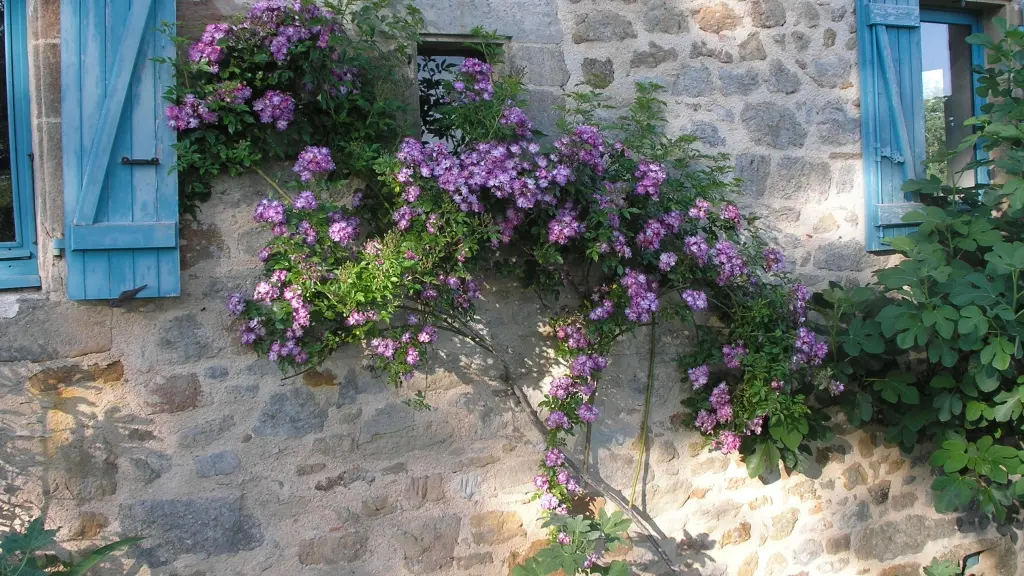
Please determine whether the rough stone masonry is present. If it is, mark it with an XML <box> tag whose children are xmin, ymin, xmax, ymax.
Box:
<box><xmin>0</xmin><ymin>0</ymin><xmax>1021</xmax><ymax>575</ymax></box>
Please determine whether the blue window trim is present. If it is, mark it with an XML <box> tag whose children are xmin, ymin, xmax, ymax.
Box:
<box><xmin>0</xmin><ymin>0</ymin><xmax>40</xmax><ymax>289</ymax></box>
<box><xmin>920</xmin><ymin>8</ymin><xmax>990</xmax><ymax>186</ymax></box>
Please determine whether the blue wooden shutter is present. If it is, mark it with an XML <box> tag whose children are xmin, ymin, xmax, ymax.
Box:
<box><xmin>61</xmin><ymin>0</ymin><xmax>179</xmax><ymax>300</ymax></box>
<box><xmin>857</xmin><ymin>0</ymin><xmax>925</xmax><ymax>252</ymax></box>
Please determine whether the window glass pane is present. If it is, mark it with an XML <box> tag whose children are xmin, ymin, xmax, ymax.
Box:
<box><xmin>0</xmin><ymin>6</ymin><xmax>14</xmax><ymax>243</ymax></box>
<box><xmin>921</xmin><ymin>21</ymin><xmax>976</xmax><ymax>187</ymax></box>
<box><xmin>417</xmin><ymin>54</ymin><xmax>464</xmax><ymax>145</ymax></box>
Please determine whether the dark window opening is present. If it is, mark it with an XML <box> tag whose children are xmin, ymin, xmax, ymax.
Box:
<box><xmin>416</xmin><ymin>42</ymin><xmax>487</xmax><ymax>145</ymax></box>
<box><xmin>0</xmin><ymin>5</ymin><xmax>13</xmax><ymax>243</ymax></box>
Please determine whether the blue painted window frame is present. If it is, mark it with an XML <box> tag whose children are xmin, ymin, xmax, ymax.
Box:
<box><xmin>919</xmin><ymin>8</ymin><xmax>989</xmax><ymax>186</ymax></box>
<box><xmin>0</xmin><ymin>0</ymin><xmax>40</xmax><ymax>289</ymax></box>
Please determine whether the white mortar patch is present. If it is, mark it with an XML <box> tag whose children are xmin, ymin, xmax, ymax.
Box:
<box><xmin>0</xmin><ymin>295</ymin><xmax>21</xmax><ymax>318</ymax></box>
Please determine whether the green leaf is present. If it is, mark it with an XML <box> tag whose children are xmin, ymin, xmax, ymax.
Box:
<box><xmin>965</xmin><ymin>32</ymin><xmax>997</xmax><ymax>48</ymax></box>
<box><xmin>875</xmin><ymin>304</ymin><xmax>916</xmax><ymax>337</ymax></box>
<box><xmin>949</xmin><ymin>272</ymin><xmax>1005</xmax><ymax>306</ymax></box>
<box><xmin>924</xmin><ymin>559</ymin><xmax>962</xmax><ymax>576</ymax></box>
<box><xmin>1012</xmin><ymin>478</ymin><xmax>1024</xmax><ymax>498</ymax></box>
<box><xmin>745</xmin><ymin>440</ymin><xmax>780</xmax><ymax>478</ymax></box>
<box><xmin>1</xmin><ymin>516</ymin><xmax>57</xmax><ymax>556</ymax></box>
<box><xmin>933</xmin><ymin>392</ymin><xmax>963</xmax><ymax>422</ymax></box>
<box><xmin>932</xmin><ymin>473</ymin><xmax>977</xmax><ymax>513</ymax></box>
<box><xmin>873</xmin><ymin>372</ymin><xmax>919</xmax><ymax>404</ymax></box>
<box><xmin>965</xmin><ymin>400</ymin><xmax>989</xmax><ymax>422</ymax></box>
<box><xmin>842</xmin><ymin>317</ymin><xmax>885</xmax><ymax>355</ymax></box>
<box><xmin>607</xmin><ymin>561</ymin><xmax>631</xmax><ymax>576</ymax></box>
<box><xmin>957</xmin><ymin>305</ymin><xmax>989</xmax><ymax>338</ymax></box>
<box><xmin>984</xmin><ymin>242</ymin><xmax>1024</xmax><ymax>274</ymax></box>
<box><xmin>992</xmin><ymin>389</ymin><xmax>1023</xmax><ymax>422</ymax></box>
<box><xmin>1003</xmin><ymin>175</ymin><xmax>1024</xmax><ymax>209</ymax></box>
<box><xmin>846</xmin><ymin>392</ymin><xmax>873</xmax><ymax>426</ymax></box>
<box><xmin>59</xmin><ymin>538</ymin><xmax>142</xmax><ymax>576</ymax></box>
<box><xmin>944</xmin><ymin>451</ymin><xmax>970</xmax><ymax>473</ymax></box>
<box><xmin>975</xmin><ymin>366</ymin><xmax>1002</xmax><ymax>392</ymax></box>
<box><xmin>930</xmin><ymin>373</ymin><xmax>957</xmax><ymax>389</ymax></box>
<box><xmin>770</xmin><ymin>421</ymin><xmax>804</xmax><ymax>451</ymax></box>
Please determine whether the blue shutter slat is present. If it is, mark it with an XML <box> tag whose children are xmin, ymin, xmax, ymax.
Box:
<box><xmin>61</xmin><ymin>0</ymin><xmax>179</xmax><ymax>300</ymax></box>
<box><xmin>876</xmin><ymin>29</ymin><xmax>914</xmax><ymax>179</ymax></box>
<box><xmin>857</xmin><ymin>0</ymin><xmax>924</xmax><ymax>252</ymax></box>
<box><xmin>73</xmin><ymin>0</ymin><xmax>154</xmax><ymax>228</ymax></box>
<box><xmin>154</xmin><ymin>0</ymin><xmax>180</xmax><ymax>297</ymax></box>
<box><xmin>80</xmin><ymin>0</ymin><xmax>111</xmax><ymax>299</ymax></box>
<box><xmin>106</xmin><ymin>0</ymin><xmax>136</xmax><ymax>298</ymax></box>
<box><xmin>864</xmin><ymin>3</ymin><xmax>920</xmax><ymax>26</ymax></box>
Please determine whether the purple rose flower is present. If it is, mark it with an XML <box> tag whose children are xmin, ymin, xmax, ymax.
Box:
<box><xmin>658</xmin><ymin>252</ymin><xmax>678</xmax><ymax>271</ymax></box>
<box><xmin>545</xmin><ymin>410</ymin><xmax>570</xmax><ymax>430</ymax></box>
<box><xmin>680</xmin><ymin>289</ymin><xmax>708</xmax><ymax>312</ymax></box>
<box><xmin>762</xmin><ymin>247</ymin><xmax>785</xmax><ymax>272</ymax></box>
<box><xmin>722</xmin><ymin>343</ymin><xmax>747</xmax><ymax>369</ymax></box>
<box><xmin>634</xmin><ymin>160</ymin><xmax>667</xmax><ymax>198</ymax></box>
<box><xmin>293</xmin><ymin>146</ymin><xmax>335</xmax><ymax>182</ymax></box>
<box><xmin>499</xmin><ymin>106</ymin><xmax>534</xmax><ymax>137</ymax></box>
<box><xmin>683</xmin><ymin>235</ymin><xmax>709</xmax><ymax>265</ymax></box>
<box><xmin>539</xmin><ymin>492</ymin><xmax>559</xmax><ymax>510</ymax></box>
<box><xmin>548</xmin><ymin>376</ymin><xmax>573</xmax><ymax>400</ymax></box>
<box><xmin>547</xmin><ymin>205</ymin><xmax>584</xmax><ymax>245</ymax></box>
<box><xmin>589</xmin><ymin>299</ymin><xmax>614</xmax><ymax>321</ymax></box>
<box><xmin>225</xmin><ymin>293</ymin><xmax>244</xmax><ymax>315</ymax></box>
<box><xmin>688</xmin><ymin>365</ymin><xmax>710</xmax><ymax>390</ymax></box>
<box><xmin>328</xmin><ymin>216</ymin><xmax>359</xmax><ymax>245</ymax></box>
<box><xmin>253</xmin><ymin>198</ymin><xmax>286</xmax><ymax>224</ymax></box>
<box><xmin>544</xmin><ymin>448</ymin><xmax>565</xmax><ymax>467</ymax></box>
<box><xmin>694</xmin><ymin>409</ymin><xmax>717</xmax><ymax>434</ymax></box>
<box><xmin>253</xmin><ymin>89</ymin><xmax>295</xmax><ymax>131</ymax></box>
<box><xmin>714</xmin><ymin>431</ymin><xmax>742</xmax><ymax>454</ymax></box>
<box><xmin>577</xmin><ymin>403</ymin><xmax>600</xmax><ymax>423</ymax></box>
<box><xmin>292</xmin><ymin>190</ymin><xmax>318</xmax><ymax>211</ymax></box>
<box><xmin>709</xmin><ymin>382</ymin><xmax>733</xmax><ymax>422</ymax></box>
<box><xmin>417</xmin><ymin>326</ymin><xmax>437</xmax><ymax>343</ymax></box>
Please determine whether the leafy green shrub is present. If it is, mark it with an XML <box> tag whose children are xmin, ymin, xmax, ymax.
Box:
<box><xmin>0</xmin><ymin>516</ymin><xmax>138</xmax><ymax>575</ymax></box>
<box><xmin>814</xmin><ymin>20</ymin><xmax>1024</xmax><ymax>523</ymax></box>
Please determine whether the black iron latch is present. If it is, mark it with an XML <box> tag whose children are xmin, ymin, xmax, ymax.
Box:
<box><xmin>121</xmin><ymin>156</ymin><xmax>160</xmax><ymax>165</ymax></box>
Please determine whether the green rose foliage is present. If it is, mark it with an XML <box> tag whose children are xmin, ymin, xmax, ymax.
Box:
<box><xmin>814</xmin><ymin>20</ymin><xmax>1024</xmax><ymax>523</ymax></box>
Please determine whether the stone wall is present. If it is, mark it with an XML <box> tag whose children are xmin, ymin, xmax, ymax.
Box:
<box><xmin>1</xmin><ymin>0</ymin><xmax>1022</xmax><ymax>575</ymax></box>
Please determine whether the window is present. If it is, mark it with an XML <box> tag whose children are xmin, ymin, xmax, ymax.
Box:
<box><xmin>418</xmin><ymin>44</ymin><xmax>479</xmax><ymax>144</ymax></box>
<box><xmin>0</xmin><ymin>1</ymin><xmax>40</xmax><ymax>289</ymax></box>
<box><xmin>921</xmin><ymin>10</ymin><xmax>986</xmax><ymax>188</ymax></box>
<box><xmin>856</xmin><ymin>1</ymin><xmax>985</xmax><ymax>252</ymax></box>
<box><xmin>416</xmin><ymin>38</ymin><xmax>488</xmax><ymax>145</ymax></box>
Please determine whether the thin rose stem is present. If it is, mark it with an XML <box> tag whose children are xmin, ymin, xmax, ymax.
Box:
<box><xmin>628</xmin><ymin>318</ymin><xmax>657</xmax><ymax>509</ymax></box>
<box><xmin>254</xmin><ymin>166</ymin><xmax>293</xmax><ymax>203</ymax></box>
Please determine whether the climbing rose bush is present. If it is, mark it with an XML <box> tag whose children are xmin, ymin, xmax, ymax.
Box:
<box><xmin>194</xmin><ymin>12</ymin><xmax>837</xmax><ymax>573</ymax></box>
